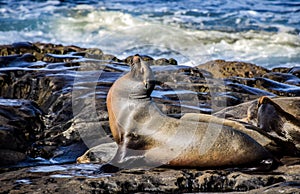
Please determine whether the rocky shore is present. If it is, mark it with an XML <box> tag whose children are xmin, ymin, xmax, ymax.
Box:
<box><xmin>0</xmin><ymin>42</ymin><xmax>299</xmax><ymax>193</ymax></box>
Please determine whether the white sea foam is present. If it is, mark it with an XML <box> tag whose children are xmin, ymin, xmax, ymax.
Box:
<box><xmin>0</xmin><ymin>9</ymin><xmax>299</xmax><ymax>68</ymax></box>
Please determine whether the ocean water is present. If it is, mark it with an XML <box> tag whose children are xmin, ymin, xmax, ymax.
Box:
<box><xmin>0</xmin><ymin>0</ymin><xmax>299</xmax><ymax>68</ymax></box>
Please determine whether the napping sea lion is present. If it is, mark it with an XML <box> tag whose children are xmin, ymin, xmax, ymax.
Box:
<box><xmin>214</xmin><ymin>96</ymin><xmax>300</xmax><ymax>156</ymax></box>
<box><xmin>213</xmin><ymin>97</ymin><xmax>300</xmax><ymax>123</ymax></box>
<box><xmin>106</xmin><ymin>55</ymin><xmax>273</xmax><ymax>169</ymax></box>
<box><xmin>257</xmin><ymin>96</ymin><xmax>300</xmax><ymax>154</ymax></box>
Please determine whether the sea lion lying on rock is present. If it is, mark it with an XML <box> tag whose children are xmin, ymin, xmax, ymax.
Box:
<box><xmin>257</xmin><ymin>96</ymin><xmax>300</xmax><ymax>155</ymax></box>
<box><xmin>214</xmin><ymin>96</ymin><xmax>300</xmax><ymax>156</ymax></box>
<box><xmin>105</xmin><ymin>55</ymin><xmax>273</xmax><ymax>169</ymax></box>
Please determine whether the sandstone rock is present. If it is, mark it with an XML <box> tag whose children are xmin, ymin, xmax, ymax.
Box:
<box><xmin>197</xmin><ymin>59</ymin><xmax>269</xmax><ymax>78</ymax></box>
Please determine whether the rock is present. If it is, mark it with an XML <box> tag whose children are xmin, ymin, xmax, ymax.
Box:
<box><xmin>153</xmin><ymin>58</ymin><xmax>178</xmax><ymax>66</ymax></box>
<box><xmin>0</xmin><ymin>42</ymin><xmax>300</xmax><ymax>193</ymax></box>
<box><xmin>0</xmin><ymin>163</ymin><xmax>299</xmax><ymax>193</ymax></box>
<box><xmin>197</xmin><ymin>59</ymin><xmax>269</xmax><ymax>78</ymax></box>
<box><xmin>0</xmin><ymin>53</ymin><xmax>37</xmax><ymax>67</ymax></box>
<box><xmin>84</xmin><ymin>48</ymin><xmax>104</xmax><ymax>59</ymax></box>
<box><xmin>263</xmin><ymin>72</ymin><xmax>300</xmax><ymax>86</ymax></box>
<box><xmin>288</xmin><ymin>66</ymin><xmax>300</xmax><ymax>78</ymax></box>
<box><xmin>0</xmin><ymin>99</ymin><xmax>44</xmax><ymax>165</ymax></box>
<box><xmin>255</xmin><ymin>77</ymin><xmax>300</xmax><ymax>96</ymax></box>
<box><xmin>124</xmin><ymin>55</ymin><xmax>178</xmax><ymax>66</ymax></box>
<box><xmin>124</xmin><ymin>55</ymin><xmax>154</xmax><ymax>64</ymax></box>
<box><xmin>0</xmin><ymin>149</ymin><xmax>27</xmax><ymax>166</ymax></box>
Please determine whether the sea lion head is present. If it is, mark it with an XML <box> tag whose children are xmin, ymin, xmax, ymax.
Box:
<box><xmin>127</xmin><ymin>55</ymin><xmax>155</xmax><ymax>99</ymax></box>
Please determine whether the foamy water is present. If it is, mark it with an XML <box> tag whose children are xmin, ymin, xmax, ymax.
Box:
<box><xmin>0</xmin><ymin>0</ymin><xmax>299</xmax><ymax>68</ymax></box>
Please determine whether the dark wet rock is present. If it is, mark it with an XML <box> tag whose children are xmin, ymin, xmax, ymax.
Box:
<box><xmin>225</xmin><ymin>76</ymin><xmax>300</xmax><ymax>97</ymax></box>
<box><xmin>101</xmin><ymin>54</ymin><xmax>122</xmax><ymax>62</ymax></box>
<box><xmin>0</xmin><ymin>149</ymin><xmax>27</xmax><ymax>166</ymax></box>
<box><xmin>43</xmin><ymin>53</ymin><xmax>82</xmax><ymax>63</ymax></box>
<box><xmin>0</xmin><ymin>164</ymin><xmax>299</xmax><ymax>193</ymax></box>
<box><xmin>255</xmin><ymin>77</ymin><xmax>300</xmax><ymax>96</ymax></box>
<box><xmin>0</xmin><ymin>42</ymin><xmax>86</xmax><ymax>62</ymax></box>
<box><xmin>288</xmin><ymin>66</ymin><xmax>300</xmax><ymax>78</ymax></box>
<box><xmin>0</xmin><ymin>99</ymin><xmax>44</xmax><ymax>165</ymax></box>
<box><xmin>263</xmin><ymin>72</ymin><xmax>300</xmax><ymax>86</ymax></box>
<box><xmin>0</xmin><ymin>53</ymin><xmax>37</xmax><ymax>67</ymax></box>
<box><xmin>224</xmin><ymin>81</ymin><xmax>276</xmax><ymax>102</ymax></box>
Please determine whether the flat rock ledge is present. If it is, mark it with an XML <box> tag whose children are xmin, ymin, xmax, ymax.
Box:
<box><xmin>1</xmin><ymin>163</ymin><xmax>300</xmax><ymax>193</ymax></box>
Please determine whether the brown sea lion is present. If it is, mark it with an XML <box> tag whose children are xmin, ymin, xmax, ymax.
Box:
<box><xmin>213</xmin><ymin>97</ymin><xmax>300</xmax><ymax>124</ymax></box>
<box><xmin>214</xmin><ymin>96</ymin><xmax>300</xmax><ymax>156</ymax></box>
<box><xmin>106</xmin><ymin>55</ymin><xmax>273</xmax><ymax>169</ymax></box>
<box><xmin>180</xmin><ymin>113</ymin><xmax>277</xmax><ymax>152</ymax></box>
<box><xmin>257</xmin><ymin>96</ymin><xmax>300</xmax><ymax>154</ymax></box>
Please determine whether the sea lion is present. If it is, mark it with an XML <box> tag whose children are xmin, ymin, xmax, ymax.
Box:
<box><xmin>213</xmin><ymin>97</ymin><xmax>300</xmax><ymax>123</ymax></box>
<box><xmin>106</xmin><ymin>55</ymin><xmax>273</xmax><ymax>169</ymax></box>
<box><xmin>257</xmin><ymin>96</ymin><xmax>300</xmax><ymax>154</ymax></box>
<box><xmin>214</xmin><ymin>96</ymin><xmax>300</xmax><ymax>156</ymax></box>
<box><xmin>180</xmin><ymin>113</ymin><xmax>277</xmax><ymax>152</ymax></box>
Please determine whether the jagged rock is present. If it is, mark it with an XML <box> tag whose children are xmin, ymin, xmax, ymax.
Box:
<box><xmin>0</xmin><ymin>99</ymin><xmax>44</xmax><ymax>165</ymax></box>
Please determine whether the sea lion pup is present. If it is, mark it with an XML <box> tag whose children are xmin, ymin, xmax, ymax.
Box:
<box><xmin>106</xmin><ymin>55</ymin><xmax>273</xmax><ymax>169</ymax></box>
